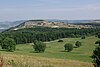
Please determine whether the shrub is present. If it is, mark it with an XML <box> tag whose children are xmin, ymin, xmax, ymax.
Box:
<box><xmin>64</xmin><ymin>43</ymin><xmax>73</xmax><ymax>52</ymax></box>
<box><xmin>33</xmin><ymin>40</ymin><xmax>46</xmax><ymax>53</ymax></box>
<box><xmin>58</xmin><ymin>40</ymin><xmax>63</xmax><ymax>42</ymax></box>
<box><xmin>75</xmin><ymin>41</ymin><xmax>82</xmax><ymax>47</ymax></box>
<box><xmin>1</xmin><ymin>37</ymin><xmax>16</xmax><ymax>52</ymax></box>
<box><xmin>95</xmin><ymin>40</ymin><xmax>100</xmax><ymax>46</ymax></box>
<box><xmin>91</xmin><ymin>46</ymin><xmax>100</xmax><ymax>67</ymax></box>
<box><xmin>97</xmin><ymin>33</ymin><xmax>100</xmax><ymax>38</ymax></box>
<box><xmin>81</xmin><ymin>36</ymin><xmax>85</xmax><ymax>39</ymax></box>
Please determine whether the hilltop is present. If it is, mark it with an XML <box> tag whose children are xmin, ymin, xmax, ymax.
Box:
<box><xmin>11</xmin><ymin>20</ymin><xmax>93</xmax><ymax>31</ymax></box>
<box><xmin>1</xmin><ymin>19</ymin><xmax>100</xmax><ymax>32</ymax></box>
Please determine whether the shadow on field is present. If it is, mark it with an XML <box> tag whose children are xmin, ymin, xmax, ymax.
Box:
<box><xmin>73</xmin><ymin>46</ymin><xmax>78</xmax><ymax>48</ymax></box>
<box><xmin>60</xmin><ymin>50</ymin><xmax>67</xmax><ymax>52</ymax></box>
<box><xmin>0</xmin><ymin>49</ymin><xmax>6</xmax><ymax>51</ymax></box>
<box><xmin>29</xmin><ymin>51</ymin><xmax>40</xmax><ymax>53</ymax></box>
<box><xmin>0</xmin><ymin>49</ymin><xmax>14</xmax><ymax>52</ymax></box>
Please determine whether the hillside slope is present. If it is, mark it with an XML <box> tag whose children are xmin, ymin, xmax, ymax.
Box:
<box><xmin>0</xmin><ymin>20</ymin><xmax>25</xmax><ymax>32</ymax></box>
<box><xmin>0</xmin><ymin>36</ymin><xmax>97</xmax><ymax>67</ymax></box>
<box><xmin>1</xmin><ymin>54</ymin><xmax>93</xmax><ymax>67</ymax></box>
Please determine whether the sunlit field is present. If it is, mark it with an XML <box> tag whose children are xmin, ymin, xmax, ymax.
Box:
<box><xmin>0</xmin><ymin>36</ymin><xmax>98</xmax><ymax>67</ymax></box>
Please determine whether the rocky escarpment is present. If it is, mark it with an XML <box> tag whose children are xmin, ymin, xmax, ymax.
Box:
<box><xmin>12</xmin><ymin>20</ymin><xmax>93</xmax><ymax>30</ymax></box>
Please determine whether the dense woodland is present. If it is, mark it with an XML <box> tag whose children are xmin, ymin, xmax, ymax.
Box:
<box><xmin>0</xmin><ymin>26</ymin><xmax>100</xmax><ymax>44</ymax></box>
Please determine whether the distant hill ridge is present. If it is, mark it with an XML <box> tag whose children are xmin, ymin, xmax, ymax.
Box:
<box><xmin>11</xmin><ymin>20</ymin><xmax>94</xmax><ymax>31</ymax></box>
<box><xmin>13</xmin><ymin>20</ymin><xmax>66</xmax><ymax>30</ymax></box>
<box><xmin>1</xmin><ymin>19</ymin><xmax>100</xmax><ymax>32</ymax></box>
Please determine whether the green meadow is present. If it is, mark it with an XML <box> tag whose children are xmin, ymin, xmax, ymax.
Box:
<box><xmin>0</xmin><ymin>36</ymin><xmax>99</xmax><ymax>63</ymax></box>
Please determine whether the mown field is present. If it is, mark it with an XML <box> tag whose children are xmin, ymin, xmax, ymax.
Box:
<box><xmin>0</xmin><ymin>36</ymin><xmax>99</xmax><ymax>67</ymax></box>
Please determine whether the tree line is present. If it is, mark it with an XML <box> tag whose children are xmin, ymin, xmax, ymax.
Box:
<box><xmin>0</xmin><ymin>26</ymin><xmax>100</xmax><ymax>44</ymax></box>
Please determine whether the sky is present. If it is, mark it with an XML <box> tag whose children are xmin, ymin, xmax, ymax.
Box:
<box><xmin>0</xmin><ymin>0</ymin><xmax>100</xmax><ymax>21</ymax></box>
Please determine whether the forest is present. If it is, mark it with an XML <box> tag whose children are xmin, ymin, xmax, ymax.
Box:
<box><xmin>0</xmin><ymin>26</ymin><xmax>100</xmax><ymax>44</ymax></box>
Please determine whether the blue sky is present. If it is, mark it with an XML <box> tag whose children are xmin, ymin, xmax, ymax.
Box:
<box><xmin>0</xmin><ymin>0</ymin><xmax>100</xmax><ymax>21</ymax></box>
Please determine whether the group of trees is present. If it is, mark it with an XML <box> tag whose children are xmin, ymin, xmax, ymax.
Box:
<box><xmin>91</xmin><ymin>30</ymin><xmax>100</xmax><ymax>67</ymax></box>
<box><xmin>92</xmin><ymin>46</ymin><xmax>100</xmax><ymax>67</ymax></box>
<box><xmin>1</xmin><ymin>26</ymin><xmax>100</xmax><ymax>44</ymax></box>
<box><xmin>92</xmin><ymin>40</ymin><xmax>100</xmax><ymax>67</ymax></box>
<box><xmin>63</xmin><ymin>38</ymin><xmax>100</xmax><ymax>67</ymax></box>
<box><xmin>0</xmin><ymin>37</ymin><xmax>46</xmax><ymax>52</ymax></box>
<box><xmin>0</xmin><ymin>37</ymin><xmax>82</xmax><ymax>53</ymax></box>
<box><xmin>33</xmin><ymin>40</ymin><xmax>82</xmax><ymax>53</ymax></box>
<box><xmin>64</xmin><ymin>41</ymin><xmax>82</xmax><ymax>52</ymax></box>
<box><xmin>0</xmin><ymin>37</ymin><xmax>16</xmax><ymax>52</ymax></box>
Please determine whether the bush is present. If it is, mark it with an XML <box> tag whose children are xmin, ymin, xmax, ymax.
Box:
<box><xmin>75</xmin><ymin>41</ymin><xmax>82</xmax><ymax>47</ymax></box>
<box><xmin>64</xmin><ymin>43</ymin><xmax>73</xmax><ymax>52</ymax></box>
<box><xmin>33</xmin><ymin>40</ymin><xmax>46</xmax><ymax>53</ymax></box>
<box><xmin>81</xmin><ymin>36</ymin><xmax>85</xmax><ymax>39</ymax></box>
<box><xmin>95</xmin><ymin>40</ymin><xmax>100</xmax><ymax>46</ymax></box>
<box><xmin>1</xmin><ymin>37</ymin><xmax>16</xmax><ymax>52</ymax></box>
<box><xmin>58</xmin><ymin>40</ymin><xmax>63</xmax><ymax>42</ymax></box>
<box><xmin>97</xmin><ymin>33</ymin><xmax>100</xmax><ymax>38</ymax></box>
<box><xmin>92</xmin><ymin>46</ymin><xmax>100</xmax><ymax>67</ymax></box>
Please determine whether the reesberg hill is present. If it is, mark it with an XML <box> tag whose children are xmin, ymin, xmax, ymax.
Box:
<box><xmin>13</xmin><ymin>20</ymin><xmax>92</xmax><ymax>30</ymax></box>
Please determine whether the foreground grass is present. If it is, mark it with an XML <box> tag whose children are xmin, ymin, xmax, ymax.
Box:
<box><xmin>1</xmin><ymin>54</ymin><xmax>93</xmax><ymax>67</ymax></box>
<box><xmin>0</xmin><ymin>36</ymin><xmax>99</xmax><ymax>66</ymax></box>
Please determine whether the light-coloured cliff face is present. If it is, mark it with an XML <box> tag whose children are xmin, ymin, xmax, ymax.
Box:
<box><xmin>20</xmin><ymin>20</ymin><xmax>65</xmax><ymax>28</ymax></box>
<box><xmin>13</xmin><ymin>20</ymin><xmax>93</xmax><ymax>30</ymax></box>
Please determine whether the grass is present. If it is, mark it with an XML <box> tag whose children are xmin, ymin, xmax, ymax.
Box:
<box><xmin>0</xmin><ymin>36</ymin><xmax>99</xmax><ymax>67</ymax></box>
<box><xmin>1</xmin><ymin>54</ymin><xmax>93</xmax><ymax>67</ymax></box>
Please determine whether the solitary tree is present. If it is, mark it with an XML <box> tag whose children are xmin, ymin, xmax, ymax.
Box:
<box><xmin>33</xmin><ymin>40</ymin><xmax>46</xmax><ymax>53</ymax></box>
<box><xmin>75</xmin><ymin>41</ymin><xmax>82</xmax><ymax>47</ymax></box>
<box><xmin>64</xmin><ymin>43</ymin><xmax>73</xmax><ymax>52</ymax></box>
<box><xmin>92</xmin><ymin>46</ymin><xmax>100</xmax><ymax>67</ymax></box>
<box><xmin>1</xmin><ymin>37</ymin><xmax>16</xmax><ymax>52</ymax></box>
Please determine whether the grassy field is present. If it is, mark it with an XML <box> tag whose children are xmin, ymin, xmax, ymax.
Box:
<box><xmin>1</xmin><ymin>54</ymin><xmax>93</xmax><ymax>67</ymax></box>
<box><xmin>0</xmin><ymin>36</ymin><xmax>99</xmax><ymax>67</ymax></box>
